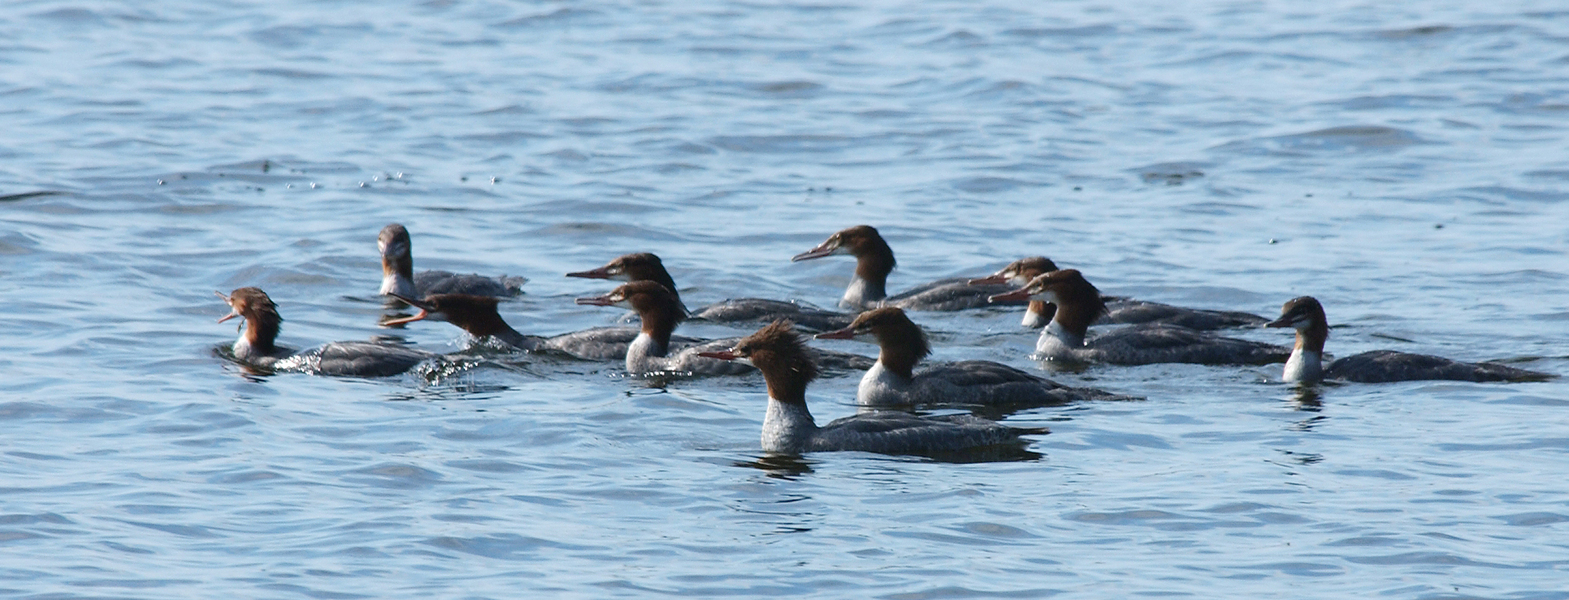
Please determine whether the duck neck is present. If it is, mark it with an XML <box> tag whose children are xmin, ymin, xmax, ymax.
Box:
<box><xmin>873</xmin><ymin>328</ymin><xmax>924</xmax><ymax>380</ymax></box>
<box><xmin>1035</xmin><ymin>320</ymin><xmax>1083</xmax><ymax>358</ymax></box>
<box><xmin>380</xmin><ymin>273</ymin><xmax>417</xmax><ymax>298</ymax></box>
<box><xmin>843</xmin><ymin>245</ymin><xmax>894</xmax><ymax>308</ymax></box>
<box><xmin>455</xmin><ymin>308</ymin><xmax>538</xmax><ymax>351</ymax></box>
<box><xmin>635</xmin><ymin>306</ymin><xmax>682</xmax><ymax>358</ymax></box>
<box><xmin>380</xmin><ymin>251</ymin><xmax>416</xmax><ymax>296</ymax></box>
<box><xmin>236</xmin><ymin>311</ymin><xmax>282</xmax><ymax>360</ymax></box>
<box><xmin>644</xmin><ymin>267</ymin><xmax>684</xmax><ymax>312</ymax></box>
<box><xmin>1048</xmin><ymin>295</ymin><xmax>1102</xmax><ymax>342</ymax></box>
<box><xmin>762</xmin><ymin>396</ymin><xmax>818</xmax><ymax>454</ymax></box>
<box><xmin>1022</xmin><ymin>300</ymin><xmax>1052</xmax><ymax>328</ymax></box>
<box><xmin>857</xmin><ymin>362</ymin><xmax>910</xmax><ymax>407</ymax></box>
<box><xmin>1284</xmin><ymin>322</ymin><xmax>1328</xmax><ymax>383</ymax></box>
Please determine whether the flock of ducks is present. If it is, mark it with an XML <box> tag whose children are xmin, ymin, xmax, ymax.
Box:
<box><xmin>216</xmin><ymin>224</ymin><xmax>1555</xmax><ymax>457</ymax></box>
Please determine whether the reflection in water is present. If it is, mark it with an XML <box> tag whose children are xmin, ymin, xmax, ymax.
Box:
<box><xmin>1275</xmin><ymin>448</ymin><xmax>1324</xmax><ymax>467</ymax></box>
<box><xmin>379</xmin><ymin>308</ymin><xmax>416</xmax><ymax>327</ymax></box>
<box><xmin>1293</xmin><ymin>385</ymin><xmax>1323</xmax><ymax>411</ymax></box>
<box><xmin>734</xmin><ymin>454</ymin><xmax>816</xmax><ymax>480</ymax></box>
<box><xmin>917</xmin><ymin>445</ymin><xmax>1044</xmax><ymax>464</ymax></box>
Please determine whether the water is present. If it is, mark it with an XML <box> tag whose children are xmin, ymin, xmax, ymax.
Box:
<box><xmin>3</xmin><ymin>0</ymin><xmax>1568</xmax><ymax>597</ymax></box>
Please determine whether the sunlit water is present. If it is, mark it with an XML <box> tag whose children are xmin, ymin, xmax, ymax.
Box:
<box><xmin>3</xmin><ymin>0</ymin><xmax>1568</xmax><ymax>597</ymax></box>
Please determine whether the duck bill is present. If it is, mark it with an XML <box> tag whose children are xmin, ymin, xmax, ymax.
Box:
<box><xmin>988</xmin><ymin>289</ymin><xmax>1032</xmax><ymax>304</ymax></box>
<box><xmin>696</xmin><ymin>350</ymin><xmax>738</xmax><ymax>361</ymax></box>
<box><xmin>387</xmin><ymin>293</ymin><xmax>433</xmax><ymax>311</ymax></box>
<box><xmin>790</xmin><ymin>242</ymin><xmax>838</xmax><ymax>262</ymax></box>
<box><xmin>214</xmin><ymin>291</ymin><xmax>240</xmax><ymax>323</ymax></box>
<box><xmin>566</xmin><ymin>266</ymin><xmax>612</xmax><ymax>279</ymax></box>
<box><xmin>1264</xmin><ymin>315</ymin><xmax>1293</xmax><ymax>328</ymax></box>
<box><xmin>381</xmin><ymin>309</ymin><xmax>430</xmax><ymax>326</ymax></box>
<box><xmin>814</xmin><ymin>327</ymin><xmax>856</xmax><ymax>340</ymax></box>
<box><xmin>575</xmin><ymin>294</ymin><xmax>617</xmax><ymax>306</ymax></box>
<box><xmin>967</xmin><ymin>274</ymin><xmax>1008</xmax><ymax>285</ymax></box>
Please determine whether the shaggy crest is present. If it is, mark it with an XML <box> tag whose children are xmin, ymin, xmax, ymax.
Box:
<box><xmin>736</xmin><ymin>320</ymin><xmax>819</xmax><ymax>399</ymax></box>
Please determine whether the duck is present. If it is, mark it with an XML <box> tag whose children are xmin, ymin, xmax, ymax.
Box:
<box><xmin>698</xmin><ymin>320</ymin><xmax>1048</xmax><ymax>455</ymax></box>
<box><xmin>378</xmin><ymin>223</ymin><xmax>525</xmax><ymax>299</ymax></box>
<box><xmin>970</xmin><ymin>256</ymin><xmax>1268</xmax><ymax>330</ymax></box>
<box><xmin>576</xmin><ymin>281</ymin><xmax>875</xmax><ymax>375</ymax></box>
<box><xmin>567</xmin><ymin>252</ymin><xmax>853</xmax><ymax>332</ymax></box>
<box><xmin>575</xmin><ymin>281</ymin><xmax>755</xmax><ymax>375</ymax></box>
<box><xmin>815</xmin><ymin>307</ymin><xmax>1136</xmax><ymax>408</ymax></box>
<box><xmin>217</xmin><ymin>287</ymin><xmax>438</xmax><ymax>377</ymax></box>
<box><xmin>990</xmin><ymin>270</ymin><xmax>1289</xmax><ymax>365</ymax></box>
<box><xmin>1267</xmin><ymin>296</ymin><xmax>1554</xmax><ymax>383</ymax></box>
<box><xmin>382</xmin><ymin>292</ymin><xmax>697</xmax><ymax>362</ymax></box>
<box><xmin>791</xmin><ymin>225</ymin><xmax>1024</xmax><ymax>311</ymax></box>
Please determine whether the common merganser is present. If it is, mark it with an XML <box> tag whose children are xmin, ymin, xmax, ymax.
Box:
<box><xmin>990</xmin><ymin>270</ymin><xmax>1289</xmax><ymax>365</ymax></box>
<box><xmin>968</xmin><ymin>256</ymin><xmax>1063</xmax><ymax>328</ymax></box>
<box><xmin>217</xmin><ymin>287</ymin><xmax>437</xmax><ymax>377</ymax></box>
<box><xmin>378</xmin><ymin>224</ymin><xmax>525</xmax><ymax>299</ymax></box>
<box><xmin>815</xmin><ymin>307</ymin><xmax>1135</xmax><ymax>408</ymax></box>
<box><xmin>383</xmin><ymin>292</ymin><xmax>695</xmax><ymax>361</ymax></box>
<box><xmin>791</xmin><ymin>225</ymin><xmax>1024</xmax><ymax>311</ymax></box>
<box><xmin>575</xmin><ymin>281</ymin><xmax>754</xmax><ymax>375</ymax></box>
<box><xmin>576</xmin><ymin>281</ymin><xmax>875</xmax><ymax>375</ymax></box>
<box><xmin>567</xmin><ymin>252</ymin><xmax>853</xmax><ymax>332</ymax></box>
<box><xmin>697</xmin><ymin>320</ymin><xmax>1047</xmax><ymax>455</ymax></box>
<box><xmin>1267</xmin><ymin>296</ymin><xmax>1554</xmax><ymax>383</ymax></box>
<box><xmin>970</xmin><ymin>256</ymin><xmax>1267</xmax><ymax>330</ymax></box>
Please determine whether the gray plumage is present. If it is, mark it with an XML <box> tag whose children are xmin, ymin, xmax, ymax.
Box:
<box><xmin>1324</xmin><ymin>350</ymin><xmax>1552</xmax><ymax>383</ymax></box>
<box><xmin>689</xmin><ymin>298</ymin><xmax>855</xmax><ymax>333</ymax></box>
<box><xmin>1102</xmin><ymin>298</ymin><xmax>1268</xmax><ymax>330</ymax></box>
<box><xmin>1068</xmin><ymin>324</ymin><xmax>1290</xmax><ymax>366</ymax></box>
<box><xmin>723</xmin><ymin>320</ymin><xmax>1046</xmax><ymax>456</ymax></box>
<box><xmin>412</xmin><ymin>270</ymin><xmax>526</xmax><ymax>297</ymax></box>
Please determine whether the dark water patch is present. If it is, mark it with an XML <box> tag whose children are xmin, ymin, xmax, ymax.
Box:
<box><xmin>1213</xmin><ymin>126</ymin><xmax>1427</xmax><ymax>155</ymax></box>
<box><xmin>456</xmin><ymin>131</ymin><xmax>548</xmax><ymax>145</ymax></box>
<box><xmin>1344</xmin><ymin>551</ymin><xmax>1512</xmax><ymax>568</ymax></box>
<box><xmin>474</xmin><ymin>104</ymin><xmax>534</xmax><ymax>116</ymax></box>
<box><xmin>1373</xmin><ymin>25</ymin><xmax>1455</xmax><ymax>40</ymax></box>
<box><xmin>0</xmin><ymin>512</ymin><xmax>74</xmax><ymax>526</ymax></box>
<box><xmin>1332</xmin><ymin>469</ymin><xmax>1416</xmax><ymax>481</ymax></box>
<box><xmin>1494</xmin><ymin>512</ymin><xmax>1569</xmax><ymax>527</ymax></box>
<box><xmin>1324</xmin><ymin>535</ymin><xmax>1402</xmax><ymax>547</ymax></box>
<box><xmin>1448</xmin><ymin>186</ymin><xmax>1569</xmax><ymax>204</ymax></box>
<box><xmin>949</xmin><ymin>176</ymin><xmax>1041</xmax><ymax>194</ymax></box>
<box><xmin>114</xmin><ymin>519</ymin><xmax>225</xmax><ymax>539</ymax></box>
<box><xmin>750</xmin><ymin>80</ymin><xmax>824</xmax><ymax>97</ymax></box>
<box><xmin>249</xmin><ymin>23</ymin><xmax>375</xmax><ymax>48</ymax></box>
<box><xmin>921</xmin><ymin>30</ymin><xmax>987</xmax><ymax>48</ymax></box>
<box><xmin>444</xmin><ymin>459</ymin><xmax>535</xmax><ymax>474</ymax></box>
<box><xmin>0</xmin><ymin>190</ymin><xmax>68</xmax><ymax>202</ymax></box>
<box><xmin>339</xmin><ymin>463</ymin><xmax>444</xmax><ymax>490</ymax></box>
<box><xmin>878</xmin><ymin>585</ymin><xmax>1063</xmax><ymax>599</ymax></box>
<box><xmin>1320</xmin><ymin>94</ymin><xmax>1453</xmax><ymax>111</ymax></box>
<box><xmin>708</xmin><ymin>134</ymin><xmax>860</xmax><ymax>154</ymax></box>
<box><xmin>1436</xmin><ymin>438</ymin><xmax>1569</xmax><ymax>452</ymax></box>
<box><xmin>424</xmin><ymin>533</ymin><xmax>599</xmax><ymax>560</ymax></box>
<box><xmin>1235</xmin><ymin>562</ymin><xmax>1342</xmax><ymax>576</ymax></box>
<box><xmin>1135</xmin><ymin>162</ymin><xmax>1208</xmax><ymax>185</ymax></box>
<box><xmin>1159</xmin><ymin>50</ymin><xmax>1350</xmax><ymax>69</ymax></box>
<box><xmin>29</xmin><ymin>7</ymin><xmax>104</xmax><ymax>25</ymax></box>
<box><xmin>1524</xmin><ymin>169</ymin><xmax>1569</xmax><ymax>180</ymax></box>
<box><xmin>1006</xmin><ymin>24</ymin><xmax>1118</xmax><ymax>39</ymax></box>
<box><xmin>205</xmin><ymin>470</ymin><xmax>289</xmax><ymax>485</ymax></box>
<box><xmin>251</xmin><ymin>68</ymin><xmax>335</xmax><ymax>80</ymax></box>
<box><xmin>1179</xmin><ymin>201</ymin><xmax>1259</xmax><ymax>216</ymax></box>
<box><xmin>496</xmin><ymin>7</ymin><xmax>607</xmax><ymax>29</ymax></box>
